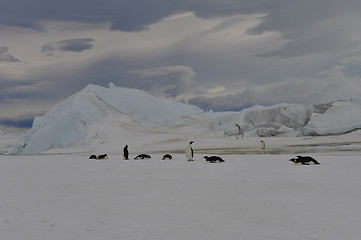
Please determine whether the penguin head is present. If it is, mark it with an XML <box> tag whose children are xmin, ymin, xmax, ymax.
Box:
<box><xmin>190</xmin><ymin>141</ymin><xmax>194</xmax><ymax>144</ymax></box>
<box><xmin>203</xmin><ymin>156</ymin><xmax>208</xmax><ymax>159</ymax></box>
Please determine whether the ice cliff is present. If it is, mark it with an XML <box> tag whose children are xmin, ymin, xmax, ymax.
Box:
<box><xmin>208</xmin><ymin>100</ymin><xmax>361</xmax><ymax>137</ymax></box>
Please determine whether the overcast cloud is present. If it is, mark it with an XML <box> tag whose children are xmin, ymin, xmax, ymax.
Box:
<box><xmin>0</xmin><ymin>47</ymin><xmax>20</xmax><ymax>62</ymax></box>
<box><xmin>1</xmin><ymin>0</ymin><xmax>361</xmax><ymax>131</ymax></box>
<box><xmin>41</xmin><ymin>38</ymin><xmax>94</xmax><ymax>56</ymax></box>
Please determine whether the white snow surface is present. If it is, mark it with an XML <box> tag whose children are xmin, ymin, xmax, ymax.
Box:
<box><xmin>6</xmin><ymin>83</ymin><xmax>361</xmax><ymax>155</ymax></box>
<box><xmin>1</xmin><ymin>152</ymin><xmax>361</xmax><ymax>240</ymax></box>
<box><xmin>3</xmin><ymin>96</ymin><xmax>361</xmax><ymax>239</ymax></box>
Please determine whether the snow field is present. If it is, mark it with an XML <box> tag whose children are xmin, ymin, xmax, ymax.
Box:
<box><xmin>1</xmin><ymin>153</ymin><xmax>361</xmax><ymax>240</ymax></box>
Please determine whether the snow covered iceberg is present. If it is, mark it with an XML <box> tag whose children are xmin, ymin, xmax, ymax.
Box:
<box><xmin>8</xmin><ymin>82</ymin><xmax>361</xmax><ymax>155</ymax></box>
<box><xmin>208</xmin><ymin>100</ymin><xmax>361</xmax><ymax>137</ymax></box>
<box><xmin>9</xmin><ymin>83</ymin><xmax>204</xmax><ymax>155</ymax></box>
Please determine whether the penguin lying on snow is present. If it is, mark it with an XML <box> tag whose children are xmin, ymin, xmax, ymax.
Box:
<box><xmin>89</xmin><ymin>155</ymin><xmax>97</xmax><ymax>160</ymax></box>
<box><xmin>97</xmin><ymin>154</ymin><xmax>108</xmax><ymax>160</ymax></box>
<box><xmin>134</xmin><ymin>154</ymin><xmax>151</xmax><ymax>160</ymax></box>
<box><xmin>204</xmin><ymin>156</ymin><xmax>225</xmax><ymax>163</ymax></box>
<box><xmin>290</xmin><ymin>155</ymin><xmax>320</xmax><ymax>165</ymax></box>
<box><xmin>162</xmin><ymin>154</ymin><xmax>172</xmax><ymax>160</ymax></box>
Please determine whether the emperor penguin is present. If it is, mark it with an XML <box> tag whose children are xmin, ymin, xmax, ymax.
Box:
<box><xmin>123</xmin><ymin>145</ymin><xmax>129</xmax><ymax>160</ymax></box>
<box><xmin>289</xmin><ymin>155</ymin><xmax>320</xmax><ymax>165</ymax></box>
<box><xmin>162</xmin><ymin>154</ymin><xmax>172</xmax><ymax>160</ymax></box>
<box><xmin>204</xmin><ymin>156</ymin><xmax>225</xmax><ymax>163</ymax></box>
<box><xmin>97</xmin><ymin>154</ymin><xmax>108</xmax><ymax>160</ymax></box>
<box><xmin>260</xmin><ymin>140</ymin><xmax>266</xmax><ymax>150</ymax></box>
<box><xmin>186</xmin><ymin>141</ymin><xmax>194</xmax><ymax>161</ymax></box>
<box><xmin>134</xmin><ymin>154</ymin><xmax>151</xmax><ymax>160</ymax></box>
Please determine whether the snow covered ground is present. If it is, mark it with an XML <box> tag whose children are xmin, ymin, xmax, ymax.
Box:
<box><xmin>1</xmin><ymin>148</ymin><xmax>361</xmax><ymax>240</ymax></box>
<box><xmin>2</xmin><ymin>120</ymin><xmax>361</xmax><ymax>240</ymax></box>
<box><xmin>2</xmin><ymin>83</ymin><xmax>361</xmax><ymax>239</ymax></box>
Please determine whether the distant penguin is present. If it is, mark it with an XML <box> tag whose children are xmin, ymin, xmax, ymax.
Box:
<box><xmin>261</xmin><ymin>140</ymin><xmax>266</xmax><ymax>150</ymax></box>
<box><xmin>162</xmin><ymin>154</ymin><xmax>172</xmax><ymax>160</ymax></box>
<box><xmin>97</xmin><ymin>154</ymin><xmax>108</xmax><ymax>160</ymax></box>
<box><xmin>186</xmin><ymin>141</ymin><xmax>194</xmax><ymax>161</ymax></box>
<box><xmin>134</xmin><ymin>154</ymin><xmax>151</xmax><ymax>160</ymax></box>
<box><xmin>89</xmin><ymin>155</ymin><xmax>97</xmax><ymax>160</ymax></box>
<box><xmin>123</xmin><ymin>145</ymin><xmax>129</xmax><ymax>160</ymax></box>
<box><xmin>204</xmin><ymin>156</ymin><xmax>225</xmax><ymax>163</ymax></box>
<box><xmin>289</xmin><ymin>155</ymin><xmax>320</xmax><ymax>165</ymax></box>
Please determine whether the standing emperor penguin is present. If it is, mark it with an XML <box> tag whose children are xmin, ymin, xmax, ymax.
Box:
<box><xmin>260</xmin><ymin>140</ymin><xmax>266</xmax><ymax>150</ymax></box>
<box><xmin>186</xmin><ymin>141</ymin><xmax>194</xmax><ymax>161</ymax></box>
<box><xmin>123</xmin><ymin>145</ymin><xmax>129</xmax><ymax>160</ymax></box>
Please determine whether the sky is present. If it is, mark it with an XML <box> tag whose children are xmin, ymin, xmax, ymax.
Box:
<box><xmin>1</xmin><ymin>0</ymin><xmax>361</xmax><ymax>132</ymax></box>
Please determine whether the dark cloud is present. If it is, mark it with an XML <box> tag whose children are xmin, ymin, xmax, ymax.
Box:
<box><xmin>247</xmin><ymin>0</ymin><xmax>361</xmax><ymax>58</ymax></box>
<box><xmin>188</xmin><ymin>71</ymin><xmax>361</xmax><ymax>112</ymax></box>
<box><xmin>127</xmin><ymin>66</ymin><xmax>196</xmax><ymax>98</ymax></box>
<box><xmin>0</xmin><ymin>80</ymin><xmax>34</xmax><ymax>104</ymax></box>
<box><xmin>0</xmin><ymin>47</ymin><xmax>20</xmax><ymax>62</ymax></box>
<box><xmin>189</xmin><ymin>91</ymin><xmax>258</xmax><ymax>112</ymax></box>
<box><xmin>41</xmin><ymin>38</ymin><xmax>94</xmax><ymax>56</ymax></box>
<box><xmin>0</xmin><ymin>117</ymin><xmax>34</xmax><ymax>129</ymax></box>
<box><xmin>1</xmin><ymin>0</ymin><xmax>360</xmax><ymax>59</ymax></box>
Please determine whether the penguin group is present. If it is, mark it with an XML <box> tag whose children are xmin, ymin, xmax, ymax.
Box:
<box><xmin>89</xmin><ymin>154</ymin><xmax>108</xmax><ymax>160</ymax></box>
<box><xmin>87</xmin><ymin>141</ymin><xmax>226</xmax><ymax>163</ymax></box>
<box><xmin>88</xmin><ymin>142</ymin><xmax>320</xmax><ymax>166</ymax></box>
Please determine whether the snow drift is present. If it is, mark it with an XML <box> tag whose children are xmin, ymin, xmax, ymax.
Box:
<box><xmin>7</xmin><ymin>82</ymin><xmax>361</xmax><ymax>155</ymax></box>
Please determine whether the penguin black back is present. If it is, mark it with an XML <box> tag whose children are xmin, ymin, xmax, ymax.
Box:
<box><xmin>204</xmin><ymin>156</ymin><xmax>225</xmax><ymax>163</ymax></box>
<box><xmin>290</xmin><ymin>155</ymin><xmax>319</xmax><ymax>165</ymax></box>
<box><xmin>97</xmin><ymin>154</ymin><xmax>108</xmax><ymax>160</ymax></box>
<box><xmin>134</xmin><ymin>154</ymin><xmax>151</xmax><ymax>160</ymax></box>
<box><xmin>162</xmin><ymin>154</ymin><xmax>172</xmax><ymax>160</ymax></box>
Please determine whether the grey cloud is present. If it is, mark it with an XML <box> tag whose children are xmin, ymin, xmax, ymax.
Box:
<box><xmin>188</xmin><ymin>75</ymin><xmax>360</xmax><ymax>111</ymax></box>
<box><xmin>41</xmin><ymin>38</ymin><xmax>94</xmax><ymax>56</ymax></box>
<box><xmin>0</xmin><ymin>115</ymin><xmax>35</xmax><ymax>129</ymax></box>
<box><xmin>1</xmin><ymin>0</ymin><xmax>360</xmax><ymax>59</ymax></box>
<box><xmin>247</xmin><ymin>0</ymin><xmax>361</xmax><ymax>58</ymax></box>
<box><xmin>257</xmin><ymin>36</ymin><xmax>350</xmax><ymax>59</ymax></box>
<box><xmin>0</xmin><ymin>79</ymin><xmax>49</xmax><ymax>104</ymax></box>
<box><xmin>0</xmin><ymin>47</ymin><xmax>20</xmax><ymax>62</ymax></box>
<box><xmin>127</xmin><ymin>66</ymin><xmax>196</xmax><ymax>98</ymax></box>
